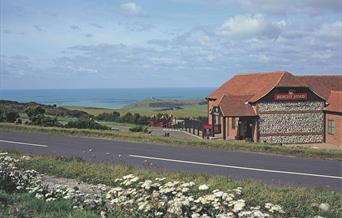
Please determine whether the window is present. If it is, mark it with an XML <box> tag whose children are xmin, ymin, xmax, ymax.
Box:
<box><xmin>232</xmin><ymin>118</ymin><xmax>235</xmax><ymax>129</ymax></box>
<box><xmin>328</xmin><ymin>120</ymin><xmax>335</xmax><ymax>135</ymax></box>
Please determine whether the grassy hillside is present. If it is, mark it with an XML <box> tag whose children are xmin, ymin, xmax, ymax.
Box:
<box><xmin>67</xmin><ymin>98</ymin><xmax>208</xmax><ymax>118</ymax></box>
<box><xmin>64</xmin><ymin>106</ymin><xmax>114</xmax><ymax>116</ymax></box>
<box><xmin>0</xmin><ymin>100</ymin><xmax>91</xmax><ymax>118</ymax></box>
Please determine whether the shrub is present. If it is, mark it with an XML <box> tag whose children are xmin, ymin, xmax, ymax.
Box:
<box><xmin>65</xmin><ymin>119</ymin><xmax>109</xmax><ymax>130</ymax></box>
<box><xmin>25</xmin><ymin>106</ymin><xmax>45</xmax><ymax>119</ymax></box>
<box><xmin>5</xmin><ymin>111</ymin><xmax>19</xmax><ymax>123</ymax></box>
<box><xmin>25</xmin><ymin>106</ymin><xmax>46</xmax><ymax>124</ymax></box>
<box><xmin>39</xmin><ymin>117</ymin><xmax>62</xmax><ymax>127</ymax></box>
<box><xmin>121</xmin><ymin>112</ymin><xmax>135</xmax><ymax>123</ymax></box>
<box><xmin>96</xmin><ymin>112</ymin><xmax>120</xmax><ymax>121</ymax></box>
<box><xmin>129</xmin><ymin>126</ymin><xmax>149</xmax><ymax>133</ymax></box>
<box><xmin>0</xmin><ymin>110</ymin><xmax>6</xmax><ymax>122</ymax></box>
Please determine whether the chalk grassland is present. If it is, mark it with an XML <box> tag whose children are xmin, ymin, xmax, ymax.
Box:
<box><xmin>65</xmin><ymin>99</ymin><xmax>208</xmax><ymax>117</ymax></box>
<box><xmin>1</xmin><ymin>123</ymin><xmax>341</xmax><ymax>160</ymax></box>
<box><xmin>3</xmin><ymin>151</ymin><xmax>342</xmax><ymax>218</ymax></box>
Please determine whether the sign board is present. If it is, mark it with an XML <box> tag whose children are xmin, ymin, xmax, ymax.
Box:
<box><xmin>274</xmin><ymin>93</ymin><xmax>308</xmax><ymax>101</ymax></box>
<box><xmin>212</xmin><ymin>106</ymin><xmax>220</xmax><ymax>116</ymax></box>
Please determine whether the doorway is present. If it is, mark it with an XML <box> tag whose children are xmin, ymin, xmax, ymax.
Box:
<box><xmin>238</xmin><ymin>117</ymin><xmax>255</xmax><ymax>141</ymax></box>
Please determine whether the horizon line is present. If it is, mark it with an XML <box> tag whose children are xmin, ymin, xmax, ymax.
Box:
<box><xmin>0</xmin><ymin>86</ymin><xmax>216</xmax><ymax>91</ymax></box>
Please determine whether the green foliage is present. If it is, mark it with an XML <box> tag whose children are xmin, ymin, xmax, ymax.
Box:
<box><xmin>96</xmin><ymin>111</ymin><xmax>121</xmax><ymax>121</ymax></box>
<box><xmin>25</xmin><ymin>105</ymin><xmax>46</xmax><ymax>119</ymax></box>
<box><xmin>25</xmin><ymin>105</ymin><xmax>45</xmax><ymax>124</ymax></box>
<box><xmin>0</xmin><ymin>191</ymin><xmax>103</xmax><ymax>218</ymax></box>
<box><xmin>65</xmin><ymin>118</ymin><xmax>110</xmax><ymax>130</ymax></box>
<box><xmin>0</xmin><ymin>100</ymin><xmax>91</xmax><ymax>119</ymax></box>
<box><xmin>129</xmin><ymin>125</ymin><xmax>149</xmax><ymax>133</ymax></box>
<box><xmin>0</xmin><ymin>110</ymin><xmax>5</xmax><ymax>122</ymax></box>
<box><xmin>96</xmin><ymin>111</ymin><xmax>172</xmax><ymax>125</ymax></box>
<box><xmin>0</xmin><ymin>109</ymin><xmax>20</xmax><ymax>123</ymax></box>
<box><xmin>25</xmin><ymin>106</ymin><xmax>61</xmax><ymax>127</ymax></box>
<box><xmin>5</xmin><ymin>111</ymin><xmax>19</xmax><ymax>123</ymax></box>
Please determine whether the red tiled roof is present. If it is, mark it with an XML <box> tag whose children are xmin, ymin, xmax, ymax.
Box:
<box><xmin>207</xmin><ymin>71</ymin><xmax>307</xmax><ymax>102</ymax></box>
<box><xmin>298</xmin><ymin>76</ymin><xmax>342</xmax><ymax>100</ymax></box>
<box><xmin>213</xmin><ymin>94</ymin><xmax>257</xmax><ymax>117</ymax></box>
<box><xmin>208</xmin><ymin>71</ymin><xmax>342</xmax><ymax>117</ymax></box>
<box><xmin>325</xmin><ymin>91</ymin><xmax>342</xmax><ymax>113</ymax></box>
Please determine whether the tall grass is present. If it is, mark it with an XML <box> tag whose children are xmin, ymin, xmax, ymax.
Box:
<box><xmin>0</xmin><ymin>191</ymin><xmax>109</xmax><ymax>218</ymax></box>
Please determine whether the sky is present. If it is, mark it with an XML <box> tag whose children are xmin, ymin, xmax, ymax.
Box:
<box><xmin>0</xmin><ymin>0</ymin><xmax>341</xmax><ymax>89</ymax></box>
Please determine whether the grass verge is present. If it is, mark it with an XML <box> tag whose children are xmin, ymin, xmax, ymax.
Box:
<box><xmin>6</xmin><ymin>152</ymin><xmax>342</xmax><ymax>217</ymax></box>
<box><xmin>1</xmin><ymin>123</ymin><xmax>342</xmax><ymax>160</ymax></box>
<box><xmin>0</xmin><ymin>191</ymin><xmax>108</xmax><ymax>218</ymax></box>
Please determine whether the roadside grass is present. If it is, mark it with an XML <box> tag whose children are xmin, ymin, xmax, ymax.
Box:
<box><xmin>0</xmin><ymin>190</ymin><xmax>112</xmax><ymax>218</ymax></box>
<box><xmin>97</xmin><ymin>121</ymin><xmax>137</xmax><ymax>128</ymax></box>
<box><xmin>1</xmin><ymin>123</ymin><xmax>342</xmax><ymax>160</ymax></box>
<box><xmin>6</xmin><ymin>152</ymin><xmax>341</xmax><ymax>218</ymax></box>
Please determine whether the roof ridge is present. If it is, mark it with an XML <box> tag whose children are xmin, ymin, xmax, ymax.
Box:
<box><xmin>298</xmin><ymin>75</ymin><xmax>342</xmax><ymax>77</ymax></box>
<box><xmin>274</xmin><ymin>71</ymin><xmax>287</xmax><ymax>87</ymax></box>
<box><xmin>235</xmin><ymin>71</ymin><xmax>288</xmax><ymax>76</ymax></box>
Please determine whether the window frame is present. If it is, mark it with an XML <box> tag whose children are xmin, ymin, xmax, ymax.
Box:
<box><xmin>328</xmin><ymin>120</ymin><xmax>335</xmax><ymax>135</ymax></box>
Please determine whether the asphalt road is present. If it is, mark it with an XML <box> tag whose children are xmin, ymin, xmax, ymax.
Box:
<box><xmin>0</xmin><ymin>130</ymin><xmax>341</xmax><ymax>191</ymax></box>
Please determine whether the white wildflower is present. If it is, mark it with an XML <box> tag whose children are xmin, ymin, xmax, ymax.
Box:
<box><xmin>233</xmin><ymin>199</ymin><xmax>245</xmax><ymax>213</ymax></box>
<box><xmin>141</xmin><ymin>180</ymin><xmax>153</xmax><ymax>190</ymax></box>
<box><xmin>198</xmin><ymin>184</ymin><xmax>209</xmax><ymax>191</ymax></box>
<box><xmin>319</xmin><ymin>203</ymin><xmax>330</xmax><ymax>212</ymax></box>
<box><xmin>100</xmin><ymin>211</ymin><xmax>107</xmax><ymax>218</ymax></box>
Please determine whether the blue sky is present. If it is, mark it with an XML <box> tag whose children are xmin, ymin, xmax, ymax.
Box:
<box><xmin>1</xmin><ymin>0</ymin><xmax>341</xmax><ymax>89</ymax></box>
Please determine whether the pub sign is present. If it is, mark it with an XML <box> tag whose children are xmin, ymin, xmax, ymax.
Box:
<box><xmin>274</xmin><ymin>93</ymin><xmax>308</xmax><ymax>101</ymax></box>
<box><xmin>212</xmin><ymin>106</ymin><xmax>221</xmax><ymax>116</ymax></box>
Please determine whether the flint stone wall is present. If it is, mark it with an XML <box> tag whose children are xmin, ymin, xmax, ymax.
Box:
<box><xmin>258</xmin><ymin>101</ymin><xmax>324</xmax><ymax>112</ymax></box>
<box><xmin>260</xmin><ymin>135</ymin><xmax>324</xmax><ymax>144</ymax></box>
<box><xmin>259</xmin><ymin>113</ymin><xmax>323</xmax><ymax>135</ymax></box>
<box><xmin>258</xmin><ymin>101</ymin><xmax>324</xmax><ymax>144</ymax></box>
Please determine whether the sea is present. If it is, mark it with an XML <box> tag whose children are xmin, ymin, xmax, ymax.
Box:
<box><xmin>0</xmin><ymin>88</ymin><xmax>214</xmax><ymax>109</ymax></box>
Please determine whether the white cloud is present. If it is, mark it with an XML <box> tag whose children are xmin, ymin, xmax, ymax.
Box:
<box><xmin>239</xmin><ymin>0</ymin><xmax>342</xmax><ymax>15</ymax></box>
<box><xmin>215</xmin><ymin>14</ymin><xmax>284</xmax><ymax>39</ymax></box>
<box><xmin>119</xmin><ymin>2</ymin><xmax>147</xmax><ymax>17</ymax></box>
<box><xmin>316</xmin><ymin>21</ymin><xmax>342</xmax><ymax>40</ymax></box>
<box><xmin>68</xmin><ymin>66</ymin><xmax>98</xmax><ymax>74</ymax></box>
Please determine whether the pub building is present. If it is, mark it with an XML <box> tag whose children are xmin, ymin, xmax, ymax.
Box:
<box><xmin>206</xmin><ymin>71</ymin><xmax>342</xmax><ymax>146</ymax></box>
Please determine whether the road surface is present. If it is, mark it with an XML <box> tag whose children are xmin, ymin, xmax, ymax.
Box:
<box><xmin>0</xmin><ymin>130</ymin><xmax>341</xmax><ymax>191</ymax></box>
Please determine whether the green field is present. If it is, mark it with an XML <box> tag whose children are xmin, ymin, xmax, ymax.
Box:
<box><xmin>63</xmin><ymin>105</ymin><xmax>114</xmax><ymax>116</ymax></box>
<box><xmin>65</xmin><ymin>98</ymin><xmax>208</xmax><ymax>118</ymax></box>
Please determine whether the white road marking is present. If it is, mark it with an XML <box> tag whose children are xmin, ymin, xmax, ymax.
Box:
<box><xmin>129</xmin><ymin>154</ymin><xmax>342</xmax><ymax>180</ymax></box>
<box><xmin>0</xmin><ymin>139</ymin><xmax>48</xmax><ymax>148</ymax></box>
